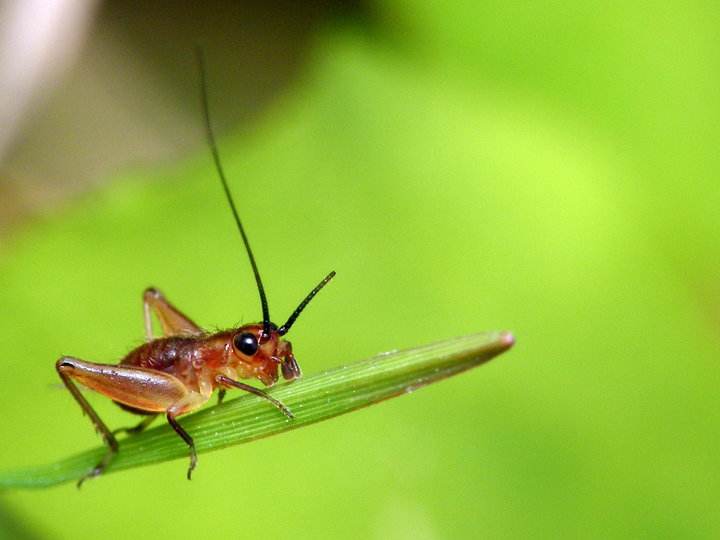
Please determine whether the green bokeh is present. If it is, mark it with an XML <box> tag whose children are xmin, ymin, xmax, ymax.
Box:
<box><xmin>2</xmin><ymin>2</ymin><xmax>719</xmax><ymax>538</ymax></box>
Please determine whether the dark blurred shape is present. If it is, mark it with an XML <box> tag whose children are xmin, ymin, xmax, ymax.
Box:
<box><xmin>0</xmin><ymin>500</ymin><xmax>40</xmax><ymax>540</ymax></box>
<box><xmin>99</xmin><ymin>0</ymin><xmax>367</xmax><ymax>131</ymax></box>
<box><xmin>0</xmin><ymin>0</ymin><xmax>367</xmax><ymax>234</ymax></box>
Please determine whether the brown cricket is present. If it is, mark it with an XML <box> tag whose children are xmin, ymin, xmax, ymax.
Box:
<box><xmin>56</xmin><ymin>51</ymin><xmax>335</xmax><ymax>487</ymax></box>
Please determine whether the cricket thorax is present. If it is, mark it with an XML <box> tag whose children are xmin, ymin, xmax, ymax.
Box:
<box><xmin>119</xmin><ymin>325</ymin><xmax>299</xmax><ymax>392</ymax></box>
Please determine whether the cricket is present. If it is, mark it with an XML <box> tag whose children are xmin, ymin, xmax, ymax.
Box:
<box><xmin>55</xmin><ymin>51</ymin><xmax>335</xmax><ymax>487</ymax></box>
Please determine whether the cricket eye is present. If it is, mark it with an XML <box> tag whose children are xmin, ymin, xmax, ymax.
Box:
<box><xmin>234</xmin><ymin>333</ymin><xmax>258</xmax><ymax>356</ymax></box>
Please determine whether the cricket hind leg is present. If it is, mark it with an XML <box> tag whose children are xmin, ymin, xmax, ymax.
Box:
<box><xmin>143</xmin><ymin>287</ymin><xmax>203</xmax><ymax>341</ymax></box>
<box><xmin>57</xmin><ymin>357</ymin><xmax>192</xmax><ymax>486</ymax></box>
<box><xmin>58</xmin><ymin>354</ymin><xmax>210</xmax><ymax>482</ymax></box>
<box><xmin>56</xmin><ymin>357</ymin><xmax>119</xmax><ymax>488</ymax></box>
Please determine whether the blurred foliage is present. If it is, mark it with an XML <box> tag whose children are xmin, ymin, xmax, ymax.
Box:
<box><xmin>0</xmin><ymin>499</ymin><xmax>38</xmax><ymax>540</ymax></box>
<box><xmin>1</xmin><ymin>1</ymin><xmax>720</xmax><ymax>538</ymax></box>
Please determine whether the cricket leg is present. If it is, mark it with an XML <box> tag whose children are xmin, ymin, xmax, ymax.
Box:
<box><xmin>112</xmin><ymin>414</ymin><xmax>158</xmax><ymax>437</ymax></box>
<box><xmin>56</xmin><ymin>357</ymin><xmax>119</xmax><ymax>488</ymax></box>
<box><xmin>217</xmin><ymin>389</ymin><xmax>226</xmax><ymax>405</ymax></box>
<box><xmin>57</xmin><ymin>357</ymin><xmax>192</xmax><ymax>486</ymax></box>
<box><xmin>166</xmin><ymin>392</ymin><xmax>208</xmax><ymax>479</ymax></box>
<box><xmin>143</xmin><ymin>287</ymin><xmax>203</xmax><ymax>341</ymax></box>
<box><xmin>215</xmin><ymin>375</ymin><xmax>294</xmax><ymax>419</ymax></box>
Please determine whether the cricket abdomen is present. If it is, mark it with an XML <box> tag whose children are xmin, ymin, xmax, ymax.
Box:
<box><xmin>121</xmin><ymin>336</ymin><xmax>202</xmax><ymax>373</ymax></box>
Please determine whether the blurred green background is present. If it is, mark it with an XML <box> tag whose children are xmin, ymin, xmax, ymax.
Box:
<box><xmin>1</xmin><ymin>1</ymin><xmax>719</xmax><ymax>538</ymax></box>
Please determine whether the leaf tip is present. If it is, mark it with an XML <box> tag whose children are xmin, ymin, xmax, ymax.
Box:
<box><xmin>499</xmin><ymin>331</ymin><xmax>515</xmax><ymax>350</ymax></box>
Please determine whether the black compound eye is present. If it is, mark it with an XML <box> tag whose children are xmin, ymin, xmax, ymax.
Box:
<box><xmin>234</xmin><ymin>333</ymin><xmax>258</xmax><ymax>356</ymax></box>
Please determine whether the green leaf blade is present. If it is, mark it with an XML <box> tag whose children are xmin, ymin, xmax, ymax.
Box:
<box><xmin>0</xmin><ymin>331</ymin><xmax>513</xmax><ymax>489</ymax></box>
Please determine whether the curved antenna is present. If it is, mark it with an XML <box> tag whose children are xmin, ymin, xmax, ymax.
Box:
<box><xmin>196</xmin><ymin>48</ymin><xmax>271</xmax><ymax>338</ymax></box>
<box><xmin>278</xmin><ymin>271</ymin><xmax>336</xmax><ymax>336</ymax></box>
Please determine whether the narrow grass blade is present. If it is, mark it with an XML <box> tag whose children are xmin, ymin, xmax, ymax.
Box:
<box><xmin>0</xmin><ymin>331</ymin><xmax>514</xmax><ymax>489</ymax></box>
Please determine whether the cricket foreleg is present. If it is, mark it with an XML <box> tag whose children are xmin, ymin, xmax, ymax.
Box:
<box><xmin>143</xmin><ymin>287</ymin><xmax>203</xmax><ymax>341</ymax></box>
<box><xmin>216</xmin><ymin>375</ymin><xmax>294</xmax><ymax>419</ymax></box>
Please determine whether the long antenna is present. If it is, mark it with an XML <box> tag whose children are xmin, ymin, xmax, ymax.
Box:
<box><xmin>278</xmin><ymin>271</ymin><xmax>336</xmax><ymax>336</ymax></box>
<box><xmin>196</xmin><ymin>48</ymin><xmax>271</xmax><ymax>338</ymax></box>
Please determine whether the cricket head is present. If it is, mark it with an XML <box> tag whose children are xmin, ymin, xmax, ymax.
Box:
<box><xmin>230</xmin><ymin>323</ymin><xmax>297</xmax><ymax>386</ymax></box>
<box><xmin>230</xmin><ymin>271</ymin><xmax>336</xmax><ymax>387</ymax></box>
